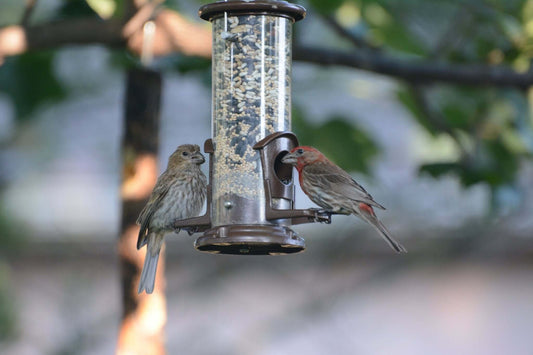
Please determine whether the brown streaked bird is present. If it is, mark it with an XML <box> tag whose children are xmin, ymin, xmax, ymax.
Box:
<box><xmin>282</xmin><ymin>146</ymin><xmax>406</xmax><ymax>253</ymax></box>
<box><xmin>137</xmin><ymin>144</ymin><xmax>207</xmax><ymax>293</ymax></box>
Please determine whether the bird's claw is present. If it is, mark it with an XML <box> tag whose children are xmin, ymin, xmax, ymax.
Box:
<box><xmin>308</xmin><ymin>208</ymin><xmax>333</xmax><ymax>224</ymax></box>
<box><xmin>183</xmin><ymin>227</ymin><xmax>199</xmax><ymax>236</ymax></box>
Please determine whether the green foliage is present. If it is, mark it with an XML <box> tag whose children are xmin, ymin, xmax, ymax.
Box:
<box><xmin>293</xmin><ymin>108</ymin><xmax>379</xmax><ymax>173</ymax></box>
<box><xmin>0</xmin><ymin>51</ymin><xmax>66</xmax><ymax>121</ymax></box>
<box><xmin>419</xmin><ymin>162</ymin><xmax>460</xmax><ymax>179</ymax></box>
<box><xmin>56</xmin><ymin>0</ymin><xmax>98</xmax><ymax>19</ymax></box>
<box><xmin>300</xmin><ymin>0</ymin><xmax>533</xmax><ymax>212</ymax></box>
<box><xmin>420</xmin><ymin>138</ymin><xmax>520</xmax><ymax>188</ymax></box>
<box><xmin>172</xmin><ymin>56</ymin><xmax>212</xmax><ymax>74</ymax></box>
<box><xmin>397</xmin><ymin>88</ymin><xmax>438</xmax><ymax>135</ymax></box>
<box><xmin>438</xmin><ymin>87</ymin><xmax>491</xmax><ymax>130</ymax></box>
<box><xmin>108</xmin><ymin>49</ymin><xmax>137</xmax><ymax>69</ymax></box>
<box><xmin>83</xmin><ymin>0</ymin><xmax>128</xmax><ymax>19</ymax></box>
<box><xmin>0</xmin><ymin>206</ymin><xmax>27</xmax><ymax>252</ymax></box>
<box><xmin>414</xmin><ymin>83</ymin><xmax>530</xmax><ymax>207</ymax></box>
<box><xmin>85</xmin><ymin>0</ymin><xmax>115</xmax><ymax>19</ymax></box>
<box><xmin>0</xmin><ymin>265</ymin><xmax>16</xmax><ymax>342</ymax></box>
<box><xmin>308</xmin><ymin>0</ymin><xmax>345</xmax><ymax>14</ymax></box>
<box><xmin>0</xmin><ymin>0</ymin><xmax>530</xmax><ymax>216</ymax></box>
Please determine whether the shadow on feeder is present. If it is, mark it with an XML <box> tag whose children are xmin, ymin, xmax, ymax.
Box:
<box><xmin>171</xmin><ymin>132</ymin><xmax>341</xmax><ymax>255</ymax></box>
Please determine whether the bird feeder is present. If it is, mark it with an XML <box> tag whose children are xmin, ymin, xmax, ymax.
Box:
<box><xmin>172</xmin><ymin>0</ymin><xmax>334</xmax><ymax>255</ymax></box>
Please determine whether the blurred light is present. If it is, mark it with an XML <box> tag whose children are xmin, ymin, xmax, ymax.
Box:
<box><xmin>349</xmin><ymin>78</ymin><xmax>376</xmax><ymax>99</ymax></box>
<box><xmin>364</xmin><ymin>4</ymin><xmax>390</xmax><ymax>27</ymax></box>
<box><xmin>512</xmin><ymin>55</ymin><xmax>530</xmax><ymax>73</ymax></box>
<box><xmin>138</xmin><ymin>291</ymin><xmax>167</xmax><ymax>336</ymax></box>
<box><xmin>502</xmin><ymin>130</ymin><xmax>528</xmax><ymax>154</ymax></box>
<box><xmin>0</xmin><ymin>26</ymin><xmax>27</xmax><ymax>57</ymax></box>
<box><xmin>411</xmin><ymin>130</ymin><xmax>461</xmax><ymax>163</ymax></box>
<box><xmin>335</xmin><ymin>2</ymin><xmax>361</xmax><ymax>28</ymax></box>
<box><xmin>121</xmin><ymin>154</ymin><xmax>158</xmax><ymax>200</ymax></box>
<box><xmin>525</xmin><ymin>19</ymin><xmax>533</xmax><ymax>37</ymax></box>
<box><xmin>487</xmin><ymin>49</ymin><xmax>504</xmax><ymax>65</ymax></box>
<box><xmin>86</xmin><ymin>0</ymin><xmax>116</xmax><ymax>19</ymax></box>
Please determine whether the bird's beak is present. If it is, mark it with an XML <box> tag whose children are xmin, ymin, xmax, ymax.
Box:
<box><xmin>281</xmin><ymin>152</ymin><xmax>297</xmax><ymax>165</ymax></box>
<box><xmin>192</xmin><ymin>152</ymin><xmax>205</xmax><ymax>164</ymax></box>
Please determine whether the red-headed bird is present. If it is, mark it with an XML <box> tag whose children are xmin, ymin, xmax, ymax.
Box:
<box><xmin>282</xmin><ymin>146</ymin><xmax>406</xmax><ymax>253</ymax></box>
<box><xmin>137</xmin><ymin>144</ymin><xmax>207</xmax><ymax>294</ymax></box>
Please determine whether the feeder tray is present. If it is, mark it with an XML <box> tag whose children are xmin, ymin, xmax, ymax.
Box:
<box><xmin>195</xmin><ymin>224</ymin><xmax>305</xmax><ymax>255</ymax></box>
<box><xmin>172</xmin><ymin>136</ymin><xmax>337</xmax><ymax>255</ymax></box>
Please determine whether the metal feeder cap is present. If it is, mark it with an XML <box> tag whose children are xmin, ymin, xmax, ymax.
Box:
<box><xmin>199</xmin><ymin>0</ymin><xmax>306</xmax><ymax>22</ymax></box>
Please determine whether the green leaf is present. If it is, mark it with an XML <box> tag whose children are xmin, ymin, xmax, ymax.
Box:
<box><xmin>396</xmin><ymin>87</ymin><xmax>438</xmax><ymax>135</ymax></box>
<box><xmin>420</xmin><ymin>138</ymin><xmax>520</xmax><ymax>188</ymax></box>
<box><xmin>0</xmin><ymin>267</ymin><xmax>16</xmax><ymax>342</ymax></box>
<box><xmin>419</xmin><ymin>162</ymin><xmax>459</xmax><ymax>178</ymax></box>
<box><xmin>441</xmin><ymin>104</ymin><xmax>472</xmax><ymax>130</ymax></box>
<box><xmin>374</xmin><ymin>22</ymin><xmax>426</xmax><ymax>55</ymax></box>
<box><xmin>437</xmin><ymin>86</ymin><xmax>493</xmax><ymax>131</ymax></box>
<box><xmin>481</xmin><ymin>138</ymin><xmax>519</xmax><ymax>185</ymax></box>
<box><xmin>173</xmin><ymin>56</ymin><xmax>212</xmax><ymax>74</ymax></box>
<box><xmin>0</xmin><ymin>51</ymin><xmax>66</xmax><ymax>121</ymax></box>
<box><xmin>108</xmin><ymin>48</ymin><xmax>139</xmax><ymax>69</ymax></box>
<box><xmin>293</xmin><ymin>110</ymin><xmax>379</xmax><ymax>173</ymax></box>
<box><xmin>57</xmin><ymin>0</ymin><xmax>98</xmax><ymax>19</ymax></box>
<box><xmin>86</xmin><ymin>0</ymin><xmax>116</xmax><ymax>19</ymax></box>
<box><xmin>308</xmin><ymin>0</ymin><xmax>345</xmax><ymax>14</ymax></box>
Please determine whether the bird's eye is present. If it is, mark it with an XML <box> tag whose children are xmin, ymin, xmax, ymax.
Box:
<box><xmin>182</xmin><ymin>151</ymin><xmax>189</xmax><ymax>156</ymax></box>
<box><xmin>297</xmin><ymin>148</ymin><xmax>304</xmax><ymax>155</ymax></box>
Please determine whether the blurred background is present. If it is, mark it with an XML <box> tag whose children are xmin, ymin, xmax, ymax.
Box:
<box><xmin>1</xmin><ymin>0</ymin><xmax>533</xmax><ymax>354</ymax></box>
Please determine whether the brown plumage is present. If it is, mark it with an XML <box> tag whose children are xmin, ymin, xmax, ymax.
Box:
<box><xmin>137</xmin><ymin>144</ymin><xmax>207</xmax><ymax>293</ymax></box>
<box><xmin>282</xmin><ymin>146</ymin><xmax>406</xmax><ymax>253</ymax></box>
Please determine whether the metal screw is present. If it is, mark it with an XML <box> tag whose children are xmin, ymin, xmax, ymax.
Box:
<box><xmin>224</xmin><ymin>201</ymin><xmax>233</xmax><ymax>209</ymax></box>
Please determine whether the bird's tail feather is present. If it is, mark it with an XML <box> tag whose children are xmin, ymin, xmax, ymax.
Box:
<box><xmin>359</xmin><ymin>213</ymin><xmax>407</xmax><ymax>253</ymax></box>
<box><xmin>138</xmin><ymin>249</ymin><xmax>160</xmax><ymax>294</ymax></box>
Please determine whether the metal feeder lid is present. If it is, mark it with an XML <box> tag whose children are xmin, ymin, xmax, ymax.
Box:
<box><xmin>199</xmin><ymin>0</ymin><xmax>306</xmax><ymax>22</ymax></box>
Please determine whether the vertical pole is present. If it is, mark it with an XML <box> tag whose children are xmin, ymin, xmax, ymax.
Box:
<box><xmin>116</xmin><ymin>68</ymin><xmax>166</xmax><ymax>355</ymax></box>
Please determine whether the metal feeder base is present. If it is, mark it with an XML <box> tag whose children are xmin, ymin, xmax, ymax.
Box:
<box><xmin>194</xmin><ymin>224</ymin><xmax>305</xmax><ymax>255</ymax></box>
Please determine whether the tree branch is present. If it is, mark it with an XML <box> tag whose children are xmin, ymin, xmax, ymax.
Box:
<box><xmin>27</xmin><ymin>18</ymin><xmax>125</xmax><ymax>50</ymax></box>
<box><xmin>21</xmin><ymin>0</ymin><xmax>37</xmax><ymax>26</ymax></box>
<box><xmin>293</xmin><ymin>45</ymin><xmax>533</xmax><ymax>90</ymax></box>
<box><xmin>320</xmin><ymin>14</ymin><xmax>379</xmax><ymax>52</ymax></box>
<box><xmin>0</xmin><ymin>8</ymin><xmax>211</xmax><ymax>60</ymax></box>
<box><xmin>2</xmin><ymin>7</ymin><xmax>533</xmax><ymax>89</ymax></box>
<box><xmin>311</xmin><ymin>13</ymin><xmax>533</xmax><ymax>89</ymax></box>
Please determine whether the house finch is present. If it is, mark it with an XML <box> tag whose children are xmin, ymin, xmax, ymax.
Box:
<box><xmin>137</xmin><ymin>144</ymin><xmax>207</xmax><ymax>293</ymax></box>
<box><xmin>282</xmin><ymin>146</ymin><xmax>406</xmax><ymax>253</ymax></box>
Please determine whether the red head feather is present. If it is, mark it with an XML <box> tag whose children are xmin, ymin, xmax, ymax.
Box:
<box><xmin>288</xmin><ymin>146</ymin><xmax>327</xmax><ymax>172</ymax></box>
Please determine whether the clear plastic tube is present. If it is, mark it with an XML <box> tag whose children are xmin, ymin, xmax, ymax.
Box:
<box><xmin>211</xmin><ymin>14</ymin><xmax>292</xmax><ymax>226</ymax></box>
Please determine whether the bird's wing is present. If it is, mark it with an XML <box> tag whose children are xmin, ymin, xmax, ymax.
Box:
<box><xmin>303</xmin><ymin>162</ymin><xmax>385</xmax><ymax>210</ymax></box>
<box><xmin>136</xmin><ymin>173</ymin><xmax>172</xmax><ymax>249</ymax></box>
